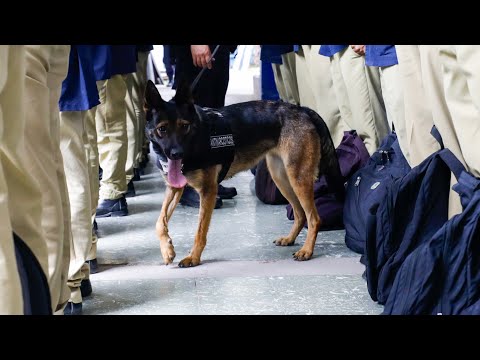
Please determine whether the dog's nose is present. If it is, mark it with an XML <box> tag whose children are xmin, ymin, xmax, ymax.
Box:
<box><xmin>170</xmin><ymin>148</ymin><xmax>184</xmax><ymax>160</ymax></box>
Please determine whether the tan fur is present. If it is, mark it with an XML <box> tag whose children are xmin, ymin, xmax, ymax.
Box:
<box><xmin>156</xmin><ymin>113</ymin><xmax>326</xmax><ymax>266</ymax></box>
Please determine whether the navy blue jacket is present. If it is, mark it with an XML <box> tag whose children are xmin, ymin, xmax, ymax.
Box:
<box><xmin>59</xmin><ymin>45</ymin><xmax>100</xmax><ymax>112</ymax></box>
<box><xmin>136</xmin><ymin>45</ymin><xmax>154</xmax><ymax>53</ymax></box>
<box><xmin>319</xmin><ymin>45</ymin><xmax>348</xmax><ymax>57</ymax></box>
<box><xmin>260</xmin><ymin>45</ymin><xmax>294</xmax><ymax>64</ymax></box>
<box><xmin>110</xmin><ymin>45</ymin><xmax>137</xmax><ymax>76</ymax></box>
<box><xmin>365</xmin><ymin>45</ymin><xmax>398</xmax><ymax>67</ymax></box>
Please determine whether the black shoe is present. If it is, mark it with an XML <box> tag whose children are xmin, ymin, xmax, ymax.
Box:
<box><xmin>99</xmin><ymin>167</ymin><xmax>103</xmax><ymax>181</ymax></box>
<box><xmin>133</xmin><ymin>168</ymin><xmax>141</xmax><ymax>181</ymax></box>
<box><xmin>80</xmin><ymin>279</ymin><xmax>92</xmax><ymax>298</ymax></box>
<box><xmin>87</xmin><ymin>259</ymin><xmax>99</xmax><ymax>274</ymax></box>
<box><xmin>96</xmin><ymin>196</ymin><xmax>128</xmax><ymax>217</ymax></box>
<box><xmin>125</xmin><ymin>180</ymin><xmax>136</xmax><ymax>198</ymax></box>
<box><xmin>180</xmin><ymin>186</ymin><xmax>223</xmax><ymax>209</ymax></box>
<box><xmin>218</xmin><ymin>184</ymin><xmax>237</xmax><ymax>199</ymax></box>
<box><xmin>64</xmin><ymin>302</ymin><xmax>82</xmax><ymax>315</ymax></box>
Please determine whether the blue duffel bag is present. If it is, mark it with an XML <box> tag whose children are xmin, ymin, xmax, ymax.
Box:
<box><xmin>343</xmin><ymin>132</ymin><xmax>410</xmax><ymax>254</ymax></box>
<box><xmin>383</xmin><ymin>153</ymin><xmax>480</xmax><ymax>315</ymax></box>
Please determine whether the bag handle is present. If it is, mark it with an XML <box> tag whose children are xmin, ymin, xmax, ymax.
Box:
<box><xmin>431</xmin><ymin>125</ymin><xmax>445</xmax><ymax>150</ymax></box>
<box><xmin>438</xmin><ymin>149</ymin><xmax>466</xmax><ymax>181</ymax></box>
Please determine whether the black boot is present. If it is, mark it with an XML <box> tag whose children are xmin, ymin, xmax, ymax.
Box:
<box><xmin>217</xmin><ymin>184</ymin><xmax>237</xmax><ymax>199</ymax></box>
<box><xmin>125</xmin><ymin>180</ymin><xmax>136</xmax><ymax>198</ymax></box>
<box><xmin>179</xmin><ymin>186</ymin><xmax>223</xmax><ymax>209</ymax></box>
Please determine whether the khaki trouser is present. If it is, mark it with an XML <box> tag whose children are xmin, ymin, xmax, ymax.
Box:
<box><xmin>133</xmin><ymin>51</ymin><xmax>149</xmax><ymax>165</ymax></box>
<box><xmin>378</xmin><ymin>64</ymin><xmax>407</xmax><ymax>153</ymax></box>
<box><xmin>395</xmin><ymin>46</ymin><xmax>441</xmax><ymax>168</ymax></box>
<box><xmin>95</xmin><ymin>75</ymin><xmax>128</xmax><ymax>200</ymax></box>
<box><xmin>85</xmin><ymin>104</ymin><xmax>99</xmax><ymax>260</ymax></box>
<box><xmin>336</xmin><ymin>46</ymin><xmax>389</xmax><ymax>154</ymax></box>
<box><xmin>0</xmin><ymin>45</ymin><xmax>32</xmax><ymax>314</ymax></box>
<box><xmin>59</xmin><ymin>110</ymin><xmax>92</xmax><ymax>304</ymax></box>
<box><xmin>24</xmin><ymin>45</ymin><xmax>71</xmax><ymax>312</ymax></box>
<box><xmin>125</xmin><ymin>73</ymin><xmax>137</xmax><ymax>183</ymax></box>
<box><xmin>272</xmin><ymin>52</ymin><xmax>300</xmax><ymax>105</ymax></box>
<box><xmin>437</xmin><ymin>45</ymin><xmax>480</xmax><ymax>216</ymax></box>
<box><xmin>295</xmin><ymin>45</ymin><xmax>348</xmax><ymax>148</ymax></box>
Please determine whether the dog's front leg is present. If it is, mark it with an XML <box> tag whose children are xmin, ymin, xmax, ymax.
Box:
<box><xmin>156</xmin><ymin>185</ymin><xmax>184</xmax><ymax>265</ymax></box>
<box><xmin>178</xmin><ymin>168</ymin><xmax>218</xmax><ymax>268</ymax></box>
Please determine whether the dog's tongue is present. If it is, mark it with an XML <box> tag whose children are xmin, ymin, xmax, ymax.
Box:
<box><xmin>167</xmin><ymin>159</ymin><xmax>187</xmax><ymax>188</ymax></box>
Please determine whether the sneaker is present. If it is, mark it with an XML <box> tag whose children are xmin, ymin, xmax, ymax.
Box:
<box><xmin>125</xmin><ymin>180</ymin><xmax>136</xmax><ymax>198</ymax></box>
<box><xmin>96</xmin><ymin>196</ymin><xmax>128</xmax><ymax>217</ymax></box>
<box><xmin>218</xmin><ymin>184</ymin><xmax>237</xmax><ymax>199</ymax></box>
<box><xmin>179</xmin><ymin>186</ymin><xmax>223</xmax><ymax>209</ymax></box>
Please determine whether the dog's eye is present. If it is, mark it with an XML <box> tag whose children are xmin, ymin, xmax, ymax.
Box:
<box><xmin>156</xmin><ymin>126</ymin><xmax>167</xmax><ymax>136</ymax></box>
<box><xmin>181</xmin><ymin>123</ymin><xmax>190</xmax><ymax>131</ymax></box>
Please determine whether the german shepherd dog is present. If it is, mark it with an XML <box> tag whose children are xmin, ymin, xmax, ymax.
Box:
<box><xmin>144</xmin><ymin>79</ymin><xmax>344</xmax><ymax>267</ymax></box>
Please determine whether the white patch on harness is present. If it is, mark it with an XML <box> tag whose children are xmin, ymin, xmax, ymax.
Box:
<box><xmin>202</xmin><ymin>107</ymin><xmax>224</xmax><ymax>117</ymax></box>
<box><xmin>370</xmin><ymin>182</ymin><xmax>381</xmax><ymax>190</ymax></box>
<box><xmin>210</xmin><ymin>134</ymin><xmax>235</xmax><ymax>148</ymax></box>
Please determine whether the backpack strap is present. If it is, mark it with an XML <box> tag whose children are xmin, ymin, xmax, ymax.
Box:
<box><xmin>438</xmin><ymin>149</ymin><xmax>466</xmax><ymax>182</ymax></box>
<box><xmin>431</xmin><ymin>125</ymin><xmax>445</xmax><ymax>150</ymax></box>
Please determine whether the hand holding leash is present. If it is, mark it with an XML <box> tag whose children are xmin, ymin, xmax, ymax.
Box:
<box><xmin>190</xmin><ymin>45</ymin><xmax>221</xmax><ymax>92</ymax></box>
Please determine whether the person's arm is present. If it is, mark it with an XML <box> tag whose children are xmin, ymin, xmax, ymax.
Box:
<box><xmin>190</xmin><ymin>45</ymin><xmax>213</xmax><ymax>69</ymax></box>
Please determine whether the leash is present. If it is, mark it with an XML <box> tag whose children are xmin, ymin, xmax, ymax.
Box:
<box><xmin>190</xmin><ymin>45</ymin><xmax>221</xmax><ymax>92</ymax></box>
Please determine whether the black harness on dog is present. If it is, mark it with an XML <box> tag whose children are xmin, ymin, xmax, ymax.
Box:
<box><xmin>182</xmin><ymin>107</ymin><xmax>235</xmax><ymax>183</ymax></box>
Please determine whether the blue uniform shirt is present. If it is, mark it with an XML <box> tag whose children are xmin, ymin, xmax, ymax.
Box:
<box><xmin>59</xmin><ymin>45</ymin><xmax>100</xmax><ymax>112</ymax></box>
<box><xmin>110</xmin><ymin>45</ymin><xmax>137</xmax><ymax>76</ymax></box>
<box><xmin>319</xmin><ymin>45</ymin><xmax>348</xmax><ymax>57</ymax></box>
<box><xmin>91</xmin><ymin>45</ymin><xmax>112</xmax><ymax>81</ymax></box>
<box><xmin>365</xmin><ymin>45</ymin><xmax>398</xmax><ymax>67</ymax></box>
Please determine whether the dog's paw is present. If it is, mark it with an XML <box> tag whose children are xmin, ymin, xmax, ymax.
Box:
<box><xmin>160</xmin><ymin>240</ymin><xmax>176</xmax><ymax>265</ymax></box>
<box><xmin>273</xmin><ymin>237</ymin><xmax>295</xmax><ymax>246</ymax></box>
<box><xmin>178</xmin><ymin>256</ymin><xmax>200</xmax><ymax>268</ymax></box>
<box><xmin>292</xmin><ymin>248</ymin><xmax>313</xmax><ymax>261</ymax></box>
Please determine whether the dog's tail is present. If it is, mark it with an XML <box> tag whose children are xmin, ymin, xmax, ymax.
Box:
<box><xmin>304</xmin><ymin>107</ymin><xmax>345</xmax><ymax>201</ymax></box>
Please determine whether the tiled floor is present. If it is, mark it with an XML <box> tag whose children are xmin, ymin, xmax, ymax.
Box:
<box><xmin>83</xmin><ymin>82</ymin><xmax>383</xmax><ymax>315</ymax></box>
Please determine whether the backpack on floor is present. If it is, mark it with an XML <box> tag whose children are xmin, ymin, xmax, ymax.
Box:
<box><xmin>254</xmin><ymin>158</ymin><xmax>288</xmax><ymax>205</ymax></box>
<box><xmin>343</xmin><ymin>132</ymin><xmax>411</xmax><ymax>254</ymax></box>
<box><xmin>383</xmin><ymin>154</ymin><xmax>480</xmax><ymax>315</ymax></box>
<box><xmin>285</xmin><ymin>130</ymin><xmax>370</xmax><ymax>230</ymax></box>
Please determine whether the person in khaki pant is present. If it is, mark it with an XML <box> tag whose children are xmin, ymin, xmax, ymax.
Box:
<box><xmin>92</xmin><ymin>45</ymin><xmax>137</xmax><ymax>218</ymax></box>
<box><xmin>0</xmin><ymin>45</ymin><xmax>50</xmax><ymax>314</ymax></box>
<box><xmin>124</xmin><ymin>45</ymin><xmax>152</xmax><ymax>198</ymax></box>
<box><xmin>59</xmin><ymin>45</ymin><xmax>100</xmax><ymax>315</ymax></box>
<box><xmin>294</xmin><ymin>45</ymin><xmax>348</xmax><ymax>148</ymax></box>
<box><xmin>23</xmin><ymin>45</ymin><xmax>72</xmax><ymax>314</ymax></box>
<box><xmin>320</xmin><ymin>45</ymin><xmax>389</xmax><ymax>154</ymax></box>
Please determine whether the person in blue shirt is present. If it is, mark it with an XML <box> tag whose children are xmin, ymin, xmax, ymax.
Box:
<box><xmin>294</xmin><ymin>45</ymin><xmax>347</xmax><ymax>148</ymax></box>
<box><xmin>58</xmin><ymin>45</ymin><xmax>100</xmax><ymax>315</ymax></box>
<box><xmin>261</xmin><ymin>45</ymin><xmax>299</xmax><ymax>105</ymax></box>
<box><xmin>320</xmin><ymin>44</ymin><xmax>389</xmax><ymax>154</ymax></box>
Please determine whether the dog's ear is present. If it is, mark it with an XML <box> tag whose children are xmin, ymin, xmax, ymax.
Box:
<box><xmin>144</xmin><ymin>80</ymin><xmax>165</xmax><ymax>111</ymax></box>
<box><xmin>174</xmin><ymin>77</ymin><xmax>194</xmax><ymax>106</ymax></box>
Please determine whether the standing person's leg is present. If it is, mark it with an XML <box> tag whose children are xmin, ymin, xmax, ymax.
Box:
<box><xmin>163</xmin><ymin>45</ymin><xmax>174</xmax><ymax>85</ymax></box>
<box><xmin>378</xmin><ymin>64</ymin><xmax>405</xmax><ymax>141</ymax></box>
<box><xmin>84</xmin><ymin>104</ymin><xmax>100</xmax><ymax>268</ymax></box>
<box><xmin>272</xmin><ymin>62</ymin><xmax>288</xmax><ymax>101</ymax></box>
<box><xmin>95</xmin><ymin>75</ymin><xmax>129</xmax><ymax>217</ymax></box>
<box><xmin>124</xmin><ymin>73</ymin><xmax>137</xmax><ymax>196</ymax></box>
<box><xmin>294</xmin><ymin>46</ymin><xmax>317</xmax><ymax>110</ymax></box>
<box><xmin>338</xmin><ymin>46</ymin><xmax>388</xmax><ymax>154</ymax></box>
<box><xmin>0</xmin><ymin>45</ymin><xmax>26</xmax><ymax>315</ymax></box>
<box><xmin>279</xmin><ymin>52</ymin><xmax>300</xmax><ymax>105</ymax></box>
<box><xmin>133</xmin><ymin>51</ymin><xmax>149</xmax><ymax>169</ymax></box>
<box><xmin>24</xmin><ymin>45</ymin><xmax>71</xmax><ymax>313</ymax></box>
<box><xmin>59</xmin><ymin>110</ymin><xmax>92</xmax><ymax>314</ymax></box>
<box><xmin>307</xmin><ymin>45</ymin><xmax>349</xmax><ymax>148</ymax></box>
<box><xmin>419</xmin><ymin>45</ymin><xmax>462</xmax><ymax>217</ymax></box>
<box><xmin>395</xmin><ymin>45</ymin><xmax>440</xmax><ymax>167</ymax></box>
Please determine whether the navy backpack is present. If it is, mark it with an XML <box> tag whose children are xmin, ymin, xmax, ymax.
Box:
<box><xmin>383</xmin><ymin>156</ymin><xmax>480</xmax><ymax>315</ymax></box>
<box><xmin>343</xmin><ymin>132</ymin><xmax>411</xmax><ymax>254</ymax></box>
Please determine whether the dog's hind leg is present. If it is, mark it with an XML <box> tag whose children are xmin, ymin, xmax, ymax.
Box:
<box><xmin>178</xmin><ymin>167</ymin><xmax>218</xmax><ymax>268</ymax></box>
<box><xmin>156</xmin><ymin>185</ymin><xmax>184</xmax><ymax>265</ymax></box>
<box><xmin>266</xmin><ymin>154</ymin><xmax>306</xmax><ymax>246</ymax></box>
